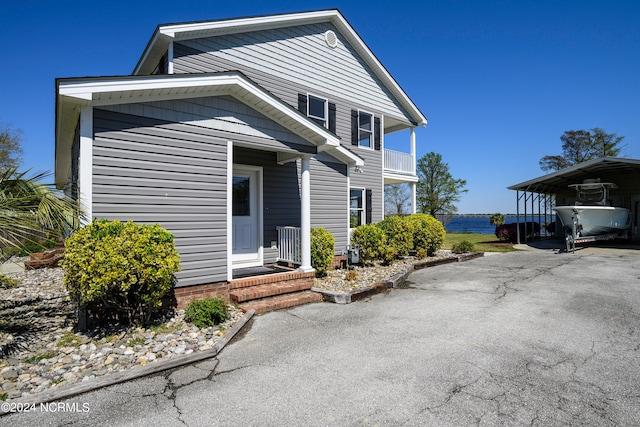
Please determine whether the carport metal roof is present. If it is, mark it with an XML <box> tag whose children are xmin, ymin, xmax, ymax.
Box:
<box><xmin>508</xmin><ymin>157</ymin><xmax>640</xmax><ymax>195</ymax></box>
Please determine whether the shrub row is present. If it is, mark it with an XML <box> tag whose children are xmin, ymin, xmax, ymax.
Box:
<box><xmin>351</xmin><ymin>214</ymin><xmax>446</xmax><ymax>265</ymax></box>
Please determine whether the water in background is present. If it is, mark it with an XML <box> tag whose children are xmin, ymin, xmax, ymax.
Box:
<box><xmin>444</xmin><ymin>216</ymin><xmax>549</xmax><ymax>235</ymax></box>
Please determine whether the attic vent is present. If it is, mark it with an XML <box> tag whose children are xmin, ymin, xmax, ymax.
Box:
<box><xmin>325</xmin><ymin>30</ymin><xmax>338</xmax><ymax>48</ymax></box>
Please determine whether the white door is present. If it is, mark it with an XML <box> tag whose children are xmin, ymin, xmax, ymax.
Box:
<box><xmin>232</xmin><ymin>167</ymin><xmax>262</xmax><ymax>266</ymax></box>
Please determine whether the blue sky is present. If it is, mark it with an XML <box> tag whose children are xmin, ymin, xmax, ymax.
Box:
<box><xmin>1</xmin><ymin>0</ymin><xmax>639</xmax><ymax>214</ymax></box>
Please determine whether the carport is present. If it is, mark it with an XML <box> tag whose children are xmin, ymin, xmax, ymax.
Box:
<box><xmin>508</xmin><ymin>157</ymin><xmax>640</xmax><ymax>244</ymax></box>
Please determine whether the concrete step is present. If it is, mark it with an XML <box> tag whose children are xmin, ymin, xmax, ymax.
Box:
<box><xmin>229</xmin><ymin>281</ymin><xmax>313</xmax><ymax>303</ymax></box>
<box><xmin>238</xmin><ymin>291</ymin><xmax>323</xmax><ymax>315</ymax></box>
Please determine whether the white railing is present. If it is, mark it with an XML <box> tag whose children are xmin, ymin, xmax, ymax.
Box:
<box><xmin>384</xmin><ymin>149</ymin><xmax>415</xmax><ymax>175</ymax></box>
<box><xmin>277</xmin><ymin>226</ymin><xmax>301</xmax><ymax>265</ymax></box>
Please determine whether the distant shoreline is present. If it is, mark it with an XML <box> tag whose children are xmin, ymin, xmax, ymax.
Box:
<box><xmin>441</xmin><ymin>213</ymin><xmax>538</xmax><ymax>217</ymax></box>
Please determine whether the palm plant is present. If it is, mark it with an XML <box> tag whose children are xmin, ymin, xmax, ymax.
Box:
<box><xmin>0</xmin><ymin>167</ymin><xmax>82</xmax><ymax>250</ymax></box>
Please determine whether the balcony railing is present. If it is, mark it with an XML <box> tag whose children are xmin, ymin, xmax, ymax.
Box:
<box><xmin>277</xmin><ymin>226</ymin><xmax>301</xmax><ymax>265</ymax></box>
<box><xmin>384</xmin><ymin>149</ymin><xmax>415</xmax><ymax>175</ymax></box>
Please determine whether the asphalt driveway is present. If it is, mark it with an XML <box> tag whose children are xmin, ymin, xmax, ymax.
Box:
<box><xmin>6</xmin><ymin>250</ymin><xmax>640</xmax><ymax>426</ymax></box>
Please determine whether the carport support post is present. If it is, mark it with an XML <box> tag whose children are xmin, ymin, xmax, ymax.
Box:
<box><xmin>299</xmin><ymin>156</ymin><xmax>313</xmax><ymax>273</ymax></box>
<box><xmin>516</xmin><ymin>191</ymin><xmax>521</xmax><ymax>244</ymax></box>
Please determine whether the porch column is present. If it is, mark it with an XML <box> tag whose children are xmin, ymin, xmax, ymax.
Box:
<box><xmin>79</xmin><ymin>106</ymin><xmax>93</xmax><ymax>224</ymax></box>
<box><xmin>299</xmin><ymin>156</ymin><xmax>314</xmax><ymax>272</ymax></box>
<box><xmin>410</xmin><ymin>126</ymin><xmax>417</xmax><ymax>214</ymax></box>
<box><xmin>410</xmin><ymin>126</ymin><xmax>416</xmax><ymax>175</ymax></box>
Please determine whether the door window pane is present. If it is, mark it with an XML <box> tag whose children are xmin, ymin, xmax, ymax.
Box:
<box><xmin>233</xmin><ymin>176</ymin><xmax>250</xmax><ymax>216</ymax></box>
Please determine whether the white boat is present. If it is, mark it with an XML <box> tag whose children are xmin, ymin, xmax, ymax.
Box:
<box><xmin>554</xmin><ymin>180</ymin><xmax>631</xmax><ymax>238</ymax></box>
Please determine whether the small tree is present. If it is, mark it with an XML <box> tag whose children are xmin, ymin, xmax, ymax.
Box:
<box><xmin>489</xmin><ymin>213</ymin><xmax>505</xmax><ymax>227</ymax></box>
<box><xmin>539</xmin><ymin>128</ymin><xmax>625</xmax><ymax>172</ymax></box>
<box><xmin>384</xmin><ymin>183</ymin><xmax>410</xmax><ymax>216</ymax></box>
<box><xmin>416</xmin><ymin>152</ymin><xmax>467</xmax><ymax>216</ymax></box>
<box><xmin>0</xmin><ymin>122</ymin><xmax>24</xmax><ymax>171</ymax></box>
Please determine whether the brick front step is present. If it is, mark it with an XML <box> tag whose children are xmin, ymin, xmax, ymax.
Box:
<box><xmin>230</xmin><ymin>270</ymin><xmax>315</xmax><ymax>290</ymax></box>
<box><xmin>238</xmin><ymin>291</ymin><xmax>323</xmax><ymax>315</ymax></box>
<box><xmin>229</xmin><ymin>281</ymin><xmax>313</xmax><ymax>303</ymax></box>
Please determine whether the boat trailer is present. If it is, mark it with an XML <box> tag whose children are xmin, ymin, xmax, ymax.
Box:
<box><xmin>564</xmin><ymin>208</ymin><xmax>630</xmax><ymax>253</ymax></box>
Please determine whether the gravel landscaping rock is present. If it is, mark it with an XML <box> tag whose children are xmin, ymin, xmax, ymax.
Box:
<box><xmin>0</xmin><ymin>260</ymin><xmax>243</xmax><ymax>401</ymax></box>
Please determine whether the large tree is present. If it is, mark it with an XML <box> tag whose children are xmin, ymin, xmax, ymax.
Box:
<box><xmin>384</xmin><ymin>183</ymin><xmax>410</xmax><ymax>216</ymax></box>
<box><xmin>539</xmin><ymin>128</ymin><xmax>624</xmax><ymax>172</ymax></box>
<box><xmin>416</xmin><ymin>152</ymin><xmax>467</xmax><ymax>216</ymax></box>
<box><xmin>0</xmin><ymin>122</ymin><xmax>24</xmax><ymax>170</ymax></box>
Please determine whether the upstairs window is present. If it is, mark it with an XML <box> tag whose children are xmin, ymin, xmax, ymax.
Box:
<box><xmin>308</xmin><ymin>95</ymin><xmax>328</xmax><ymax>128</ymax></box>
<box><xmin>351</xmin><ymin>110</ymin><xmax>381</xmax><ymax>150</ymax></box>
<box><xmin>298</xmin><ymin>93</ymin><xmax>336</xmax><ymax>132</ymax></box>
<box><xmin>358</xmin><ymin>111</ymin><xmax>373</xmax><ymax>148</ymax></box>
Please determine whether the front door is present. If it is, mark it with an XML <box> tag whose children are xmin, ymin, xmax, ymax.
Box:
<box><xmin>232</xmin><ymin>167</ymin><xmax>262</xmax><ymax>267</ymax></box>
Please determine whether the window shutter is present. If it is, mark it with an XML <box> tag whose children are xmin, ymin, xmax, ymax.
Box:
<box><xmin>298</xmin><ymin>93</ymin><xmax>308</xmax><ymax>114</ymax></box>
<box><xmin>374</xmin><ymin>117</ymin><xmax>381</xmax><ymax>151</ymax></box>
<box><xmin>366</xmin><ymin>189</ymin><xmax>373</xmax><ymax>224</ymax></box>
<box><xmin>351</xmin><ymin>110</ymin><xmax>358</xmax><ymax>145</ymax></box>
<box><xmin>328</xmin><ymin>102</ymin><xmax>336</xmax><ymax>133</ymax></box>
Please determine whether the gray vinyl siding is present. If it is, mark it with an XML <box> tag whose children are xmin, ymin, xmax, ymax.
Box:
<box><xmin>92</xmin><ymin>108</ymin><xmax>228</xmax><ymax>287</ymax></box>
<box><xmin>234</xmin><ymin>147</ymin><xmax>348</xmax><ymax>260</ymax></box>
<box><xmin>99</xmin><ymin>96</ymin><xmax>315</xmax><ymax>155</ymax></box>
<box><xmin>172</xmin><ymin>21</ymin><xmax>414</xmax><ymax>124</ymax></box>
<box><xmin>172</xmin><ymin>34</ymin><xmax>389</xmax><ymax>226</ymax></box>
<box><xmin>233</xmin><ymin>147</ymin><xmax>301</xmax><ymax>263</ymax></box>
<box><xmin>310</xmin><ymin>158</ymin><xmax>349</xmax><ymax>253</ymax></box>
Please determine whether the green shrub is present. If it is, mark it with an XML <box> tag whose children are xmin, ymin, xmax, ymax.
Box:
<box><xmin>0</xmin><ymin>274</ymin><xmax>18</xmax><ymax>289</ymax></box>
<box><xmin>407</xmin><ymin>214</ymin><xmax>446</xmax><ymax>257</ymax></box>
<box><xmin>184</xmin><ymin>297</ymin><xmax>229</xmax><ymax>329</ymax></box>
<box><xmin>451</xmin><ymin>240</ymin><xmax>475</xmax><ymax>253</ymax></box>
<box><xmin>310</xmin><ymin>227</ymin><xmax>334</xmax><ymax>277</ymax></box>
<box><xmin>61</xmin><ymin>219</ymin><xmax>181</xmax><ymax>326</ymax></box>
<box><xmin>381</xmin><ymin>246</ymin><xmax>397</xmax><ymax>266</ymax></box>
<box><xmin>350</xmin><ymin>224</ymin><xmax>387</xmax><ymax>264</ymax></box>
<box><xmin>377</xmin><ymin>216</ymin><xmax>412</xmax><ymax>258</ymax></box>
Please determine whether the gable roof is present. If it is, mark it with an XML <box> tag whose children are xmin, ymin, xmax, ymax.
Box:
<box><xmin>133</xmin><ymin>9</ymin><xmax>427</xmax><ymax>128</ymax></box>
<box><xmin>508</xmin><ymin>157</ymin><xmax>640</xmax><ymax>194</ymax></box>
<box><xmin>55</xmin><ymin>71</ymin><xmax>363</xmax><ymax>188</ymax></box>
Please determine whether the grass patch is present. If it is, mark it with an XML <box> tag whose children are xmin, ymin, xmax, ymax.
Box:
<box><xmin>56</xmin><ymin>332</ymin><xmax>82</xmax><ymax>347</ymax></box>
<box><xmin>127</xmin><ymin>337</ymin><xmax>146</xmax><ymax>347</ymax></box>
<box><xmin>444</xmin><ymin>233</ymin><xmax>517</xmax><ymax>253</ymax></box>
<box><xmin>24</xmin><ymin>352</ymin><xmax>55</xmax><ymax>364</ymax></box>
